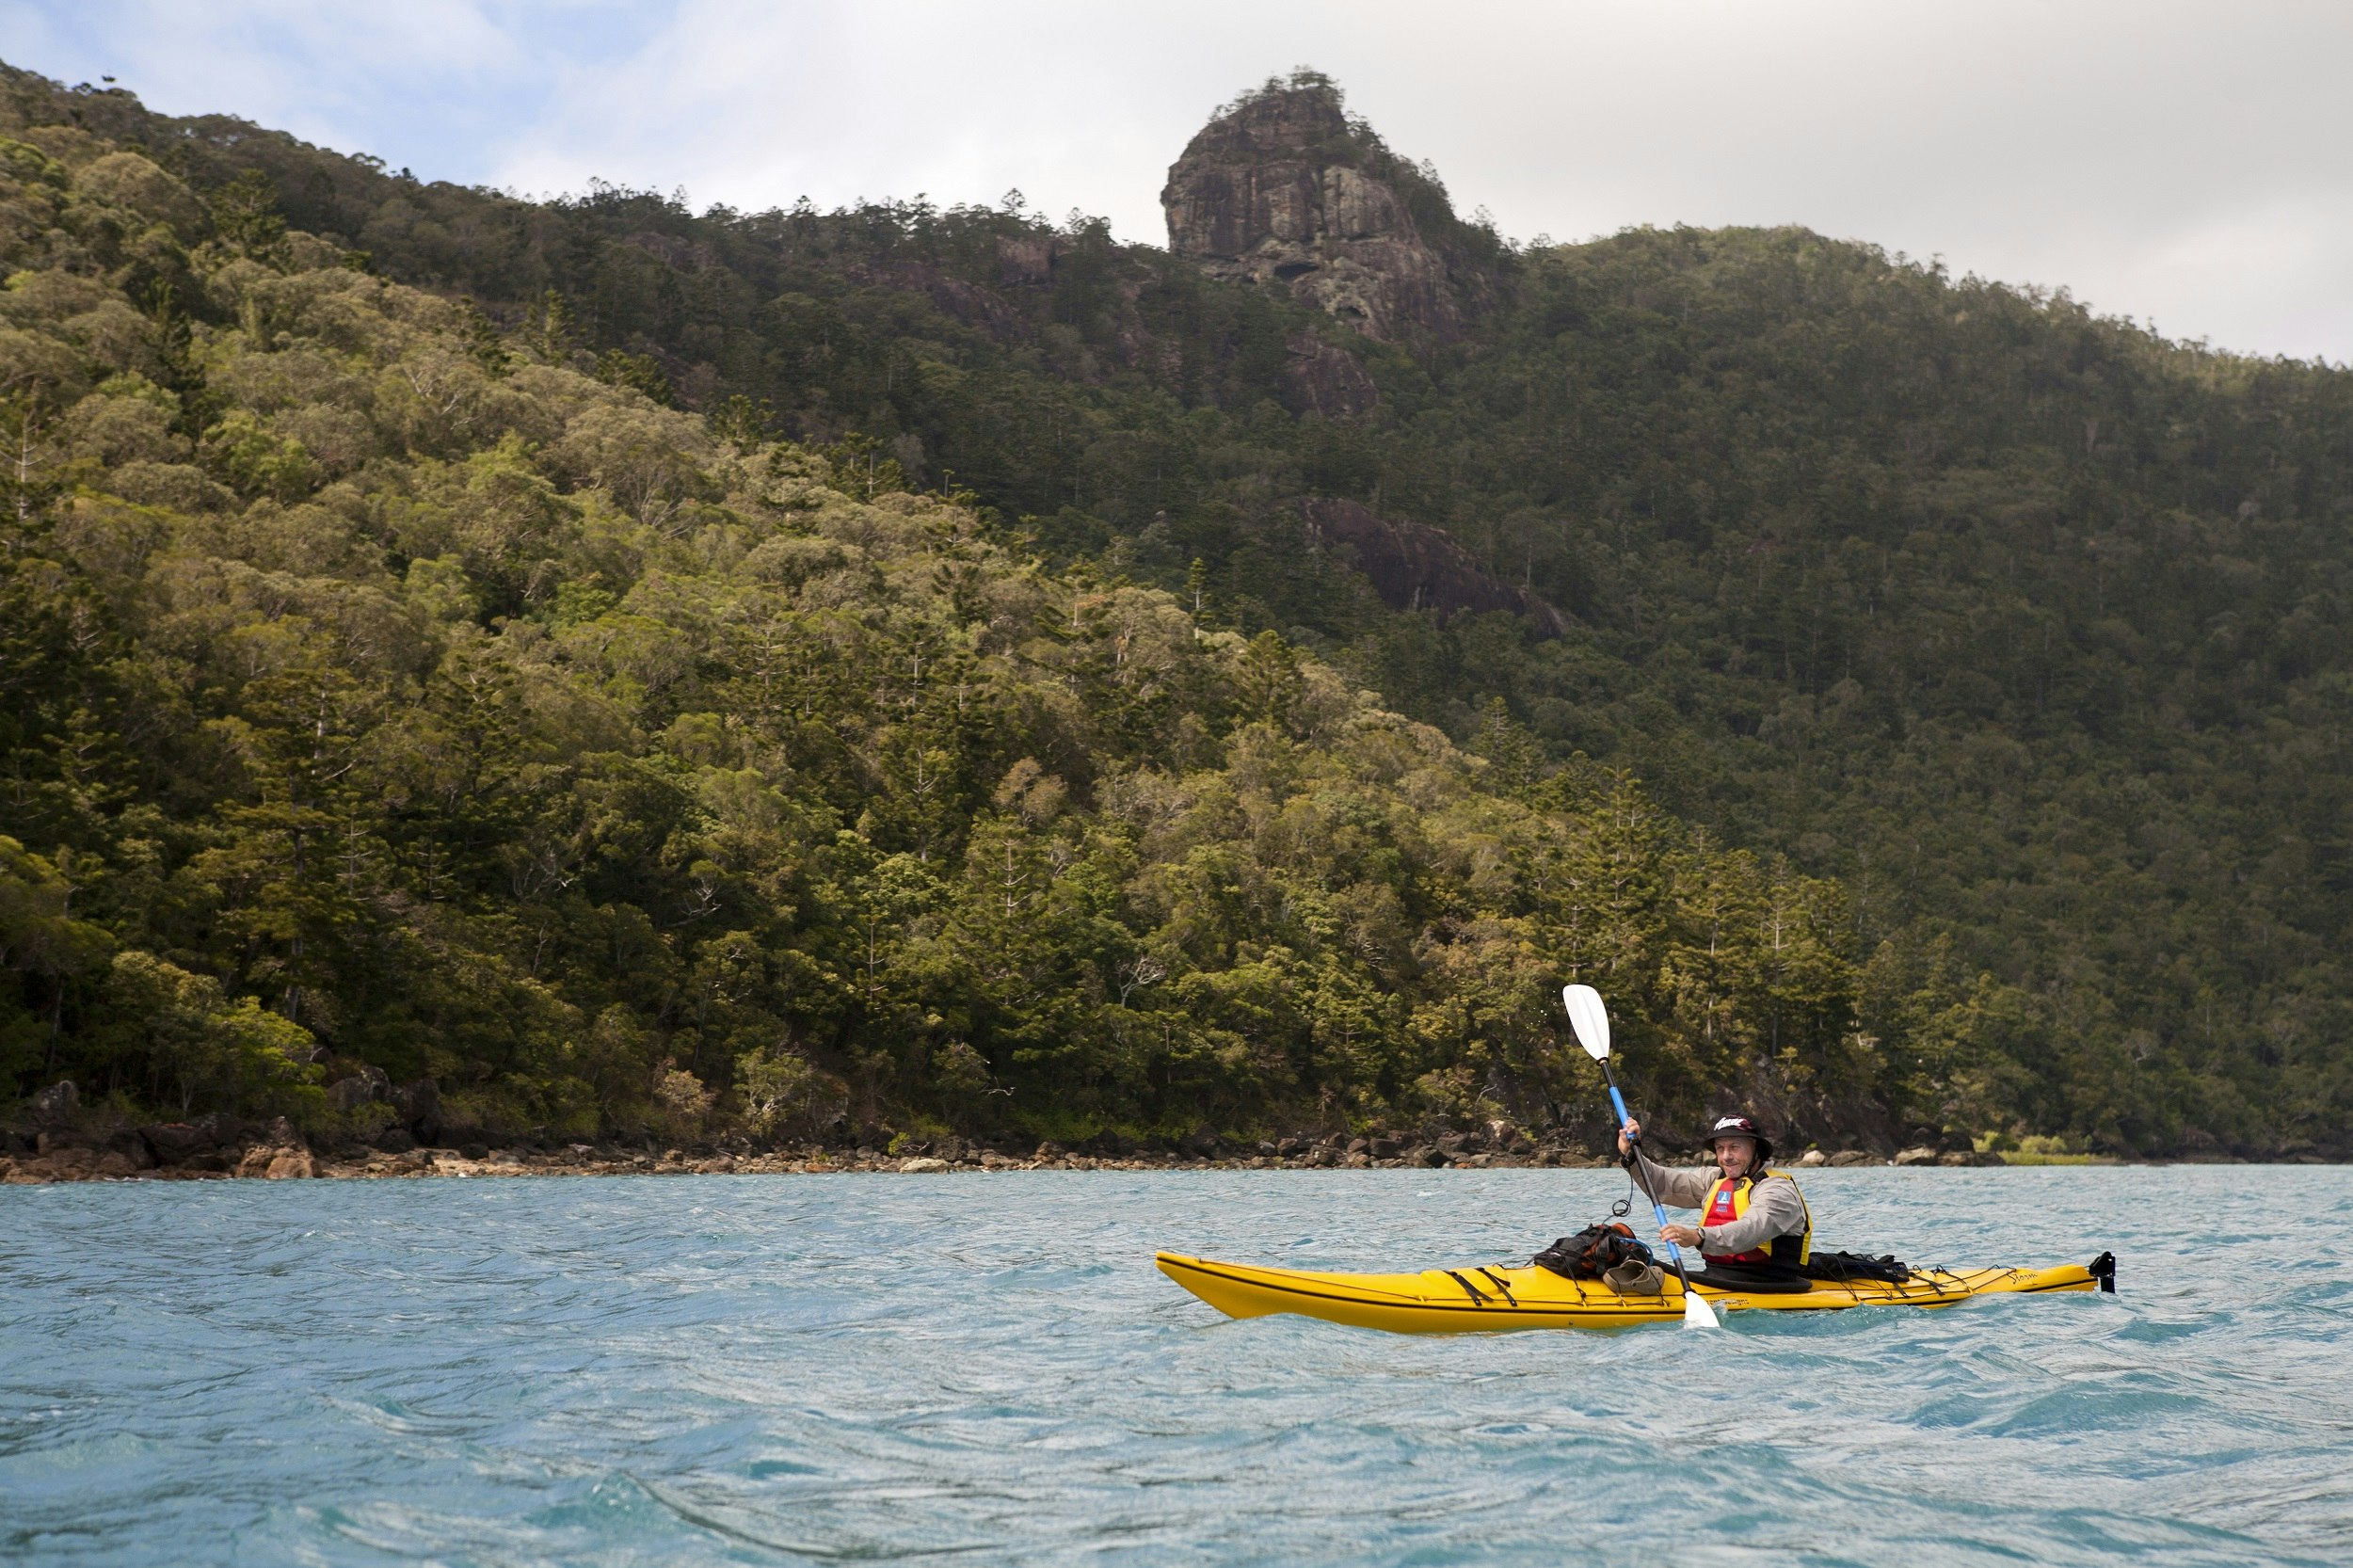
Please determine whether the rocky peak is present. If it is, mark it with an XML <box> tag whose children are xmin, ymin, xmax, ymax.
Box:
<box><xmin>1161</xmin><ymin>74</ymin><xmax>1484</xmax><ymax>344</ymax></box>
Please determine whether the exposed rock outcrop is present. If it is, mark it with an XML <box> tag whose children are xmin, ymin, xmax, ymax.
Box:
<box><xmin>1304</xmin><ymin>498</ymin><xmax>1564</xmax><ymax>636</ymax></box>
<box><xmin>998</xmin><ymin>233</ymin><xmax>1058</xmax><ymax>288</ymax></box>
<box><xmin>1284</xmin><ymin>331</ymin><xmax>1378</xmax><ymax>417</ymax></box>
<box><xmin>29</xmin><ymin>1080</ymin><xmax>78</xmax><ymax>1123</ymax></box>
<box><xmin>1163</xmin><ymin>76</ymin><xmax>1490</xmax><ymax>345</ymax></box>
<box><xmin>853</xmin><ymin>259</ymin><xmax>1032</xmax><ymax>344</ymax></box>
<box><xmin>326</xmin><ymin>1061</ymin><xmax>390</xmax><ymax>1111</ymax></box>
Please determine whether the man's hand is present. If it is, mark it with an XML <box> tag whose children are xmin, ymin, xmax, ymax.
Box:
<box><xmin>1659</xmin><ymin>1224</ymin><xmax>1703</xmax><ymax>1248</ymax></box>
<box><xmin>1616</xmin><ymin>1117</ymin><xmax>1641</xmax><ymax>1157</ymax></box>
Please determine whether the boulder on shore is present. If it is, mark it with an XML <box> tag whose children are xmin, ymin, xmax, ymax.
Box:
<box><xmin>234</xmin><ymin>1144</ymin><xmax>317</xmax><ymax>1178</ymax></box>
<box><xmin>392</xmin><ymin>1080</ymin><xmax>441</xmax><ymax>1142</ymax></box>
<box><xmin>6</xmin><ymin>1145</ymin><xmax>139</xmax><ymax>1180</ymax></box>
<box><xmin>141</xmin><ymin>1122</ymin><xmax>215</xmax><ymax>1163</ymax></box>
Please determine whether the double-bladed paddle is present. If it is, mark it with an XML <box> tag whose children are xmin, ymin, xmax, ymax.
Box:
<box><xmin>1562</xmin><ymin>984</ymin><xmax>1721</xmax><ymax>1329</ymax></box>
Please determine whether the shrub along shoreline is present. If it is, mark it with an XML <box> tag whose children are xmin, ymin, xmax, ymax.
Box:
<box><xmin>15</xmin><ymin>1113</ymin><xmax>2158</xmax><ymax>1187</ymax></box>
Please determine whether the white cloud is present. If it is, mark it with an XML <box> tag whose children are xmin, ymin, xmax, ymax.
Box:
<box><xmin>10</xmin><ymin>0</ymin><xmax>2351</xmax><ymax>360</ymax></box>
<box><xmin>3</xmin><ymin>0</ymin><xmax>644</xmax><ymax>176</ymax></box>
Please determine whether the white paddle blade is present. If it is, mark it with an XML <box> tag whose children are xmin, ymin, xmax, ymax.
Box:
<box><xmin>1683</xmin><ymin>1288</ymin><xmax>1721</xmax><ymax>1329</ymax></box>
<box><xmin>1562</xmin><ymin>984</ymin><xmax>1611</xmax><ymax>1061</ymax></box>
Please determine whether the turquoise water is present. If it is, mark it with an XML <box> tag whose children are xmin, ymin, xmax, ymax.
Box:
<box><xmin>2</xmin><ymin>1167</ymin><xmax>2348</xmax><ymax>1566</ymax></box>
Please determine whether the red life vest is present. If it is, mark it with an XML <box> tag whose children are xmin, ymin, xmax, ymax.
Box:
<box><xmin>1699</xmin><ymin>1170</ymin><xmax>1813</xmax><ymax>1268</ymax></box>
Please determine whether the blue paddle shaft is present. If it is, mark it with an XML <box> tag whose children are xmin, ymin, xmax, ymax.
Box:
<box><xmin>1604</xmin><ymin>1067</ymin><xmax>1689</xmax><ymax>1270</ymax></box>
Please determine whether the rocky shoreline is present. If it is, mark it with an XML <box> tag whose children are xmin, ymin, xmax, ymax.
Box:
<box><xmin>4</xmin><ymin>1124</ymin><xmax>2019</xmax><ymax>1186</ymax></box>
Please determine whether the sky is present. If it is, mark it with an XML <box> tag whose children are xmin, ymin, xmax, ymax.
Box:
<box><xmin>5</xmin><ymin>0</ymin><xmax>2348</xmax><ymax>363</ymax></box>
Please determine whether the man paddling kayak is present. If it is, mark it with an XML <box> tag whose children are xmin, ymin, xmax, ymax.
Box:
<box><xmin>1614</xmin><ymin>1113</ymin><xmax>1814</xmax><ymax>1285</ymax></box>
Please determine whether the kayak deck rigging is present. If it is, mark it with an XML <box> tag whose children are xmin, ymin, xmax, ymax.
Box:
<box><xmin>1156</xmin><ymin>1251</ymin><xmax>2114</xmax><ymax>1333</ymax></box>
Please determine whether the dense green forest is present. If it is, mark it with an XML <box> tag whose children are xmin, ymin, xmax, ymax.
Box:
<box><xmin>3</xmin><ymin>65</ymin><xmax>2348</xmax><ymax>1156</ymax></box>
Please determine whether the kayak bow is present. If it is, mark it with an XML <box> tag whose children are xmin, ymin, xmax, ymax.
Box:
<box><xmin>1155</xmin><ymin>1250</ymin><xmax>2116</xmax><ymax>1333</ymax></box>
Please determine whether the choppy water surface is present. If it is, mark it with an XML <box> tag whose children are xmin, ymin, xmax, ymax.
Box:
<box><xmin>3</xmin><ymin>1167</ymin><xmax>2349</xmax><ymax>1566</ymax></box>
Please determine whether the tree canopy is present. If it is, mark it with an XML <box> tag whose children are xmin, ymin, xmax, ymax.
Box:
<box><xmin>2</xmin><ymin>64</ymin><xmax>2348</xmax><ymax>1157</ymax></box>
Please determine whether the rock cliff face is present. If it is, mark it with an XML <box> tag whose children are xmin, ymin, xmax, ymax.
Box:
<box><xmin>1304</xmin><ymin>499</ymin><xmax>1565</xmax><ymax>637</ymax></box>
<box><xmin>1162</xmin><ymin>82</ymin><xmax>1480</xmax><ymax>345</ymax></box>
<box><xmin>1284</xmin><ymin>330</ymin><xmax>1379</xmax><ymax>417</ymax></box>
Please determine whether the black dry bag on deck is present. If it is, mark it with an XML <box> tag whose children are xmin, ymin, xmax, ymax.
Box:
<box><xmin>1801</xmin><ymin>1250</ymin><xmax>1914</xmax><ymax>1285</ymax></box>
<box><xmin>1534</xmin><ymin>1222</ymin><xmax>1655</xmax><ymax>1281</ymax></box>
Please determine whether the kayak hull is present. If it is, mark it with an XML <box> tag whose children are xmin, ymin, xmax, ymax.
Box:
<box><xmin>1155</xmin><ymin>1251</ymin><xmax>2109</xmax><ymax>1333</ymax></box>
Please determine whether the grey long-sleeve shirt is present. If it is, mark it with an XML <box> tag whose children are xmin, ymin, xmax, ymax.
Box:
<box><xmin>1630</xmin><ymin>1153</ymin><xmax>1809</xmax><ymax>1259</ymax></box>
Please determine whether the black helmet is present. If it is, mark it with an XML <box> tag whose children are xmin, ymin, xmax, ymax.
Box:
<box><xmin>1702</xmin><ymin>1114</ymin><xmax>1773</xmax><ymax>1163</ymax></box>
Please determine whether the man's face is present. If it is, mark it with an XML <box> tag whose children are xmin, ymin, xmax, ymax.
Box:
<box><xmin>1713</xmin><ymin>1136</ymin><xmax>1757</xmax><ymax>1177</ymax></box>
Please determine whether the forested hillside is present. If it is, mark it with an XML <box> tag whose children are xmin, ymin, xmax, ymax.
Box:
<box><xmin>3</xmin><ymin>64</ymin><xmax>2349</xmax><ymax>1157</ymax></box>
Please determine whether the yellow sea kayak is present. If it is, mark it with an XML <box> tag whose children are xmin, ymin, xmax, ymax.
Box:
<box><xmin>1156</xmin><ymin>1251</ymin><xmax>2116</xmax><ymax>1333</ymax></box>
